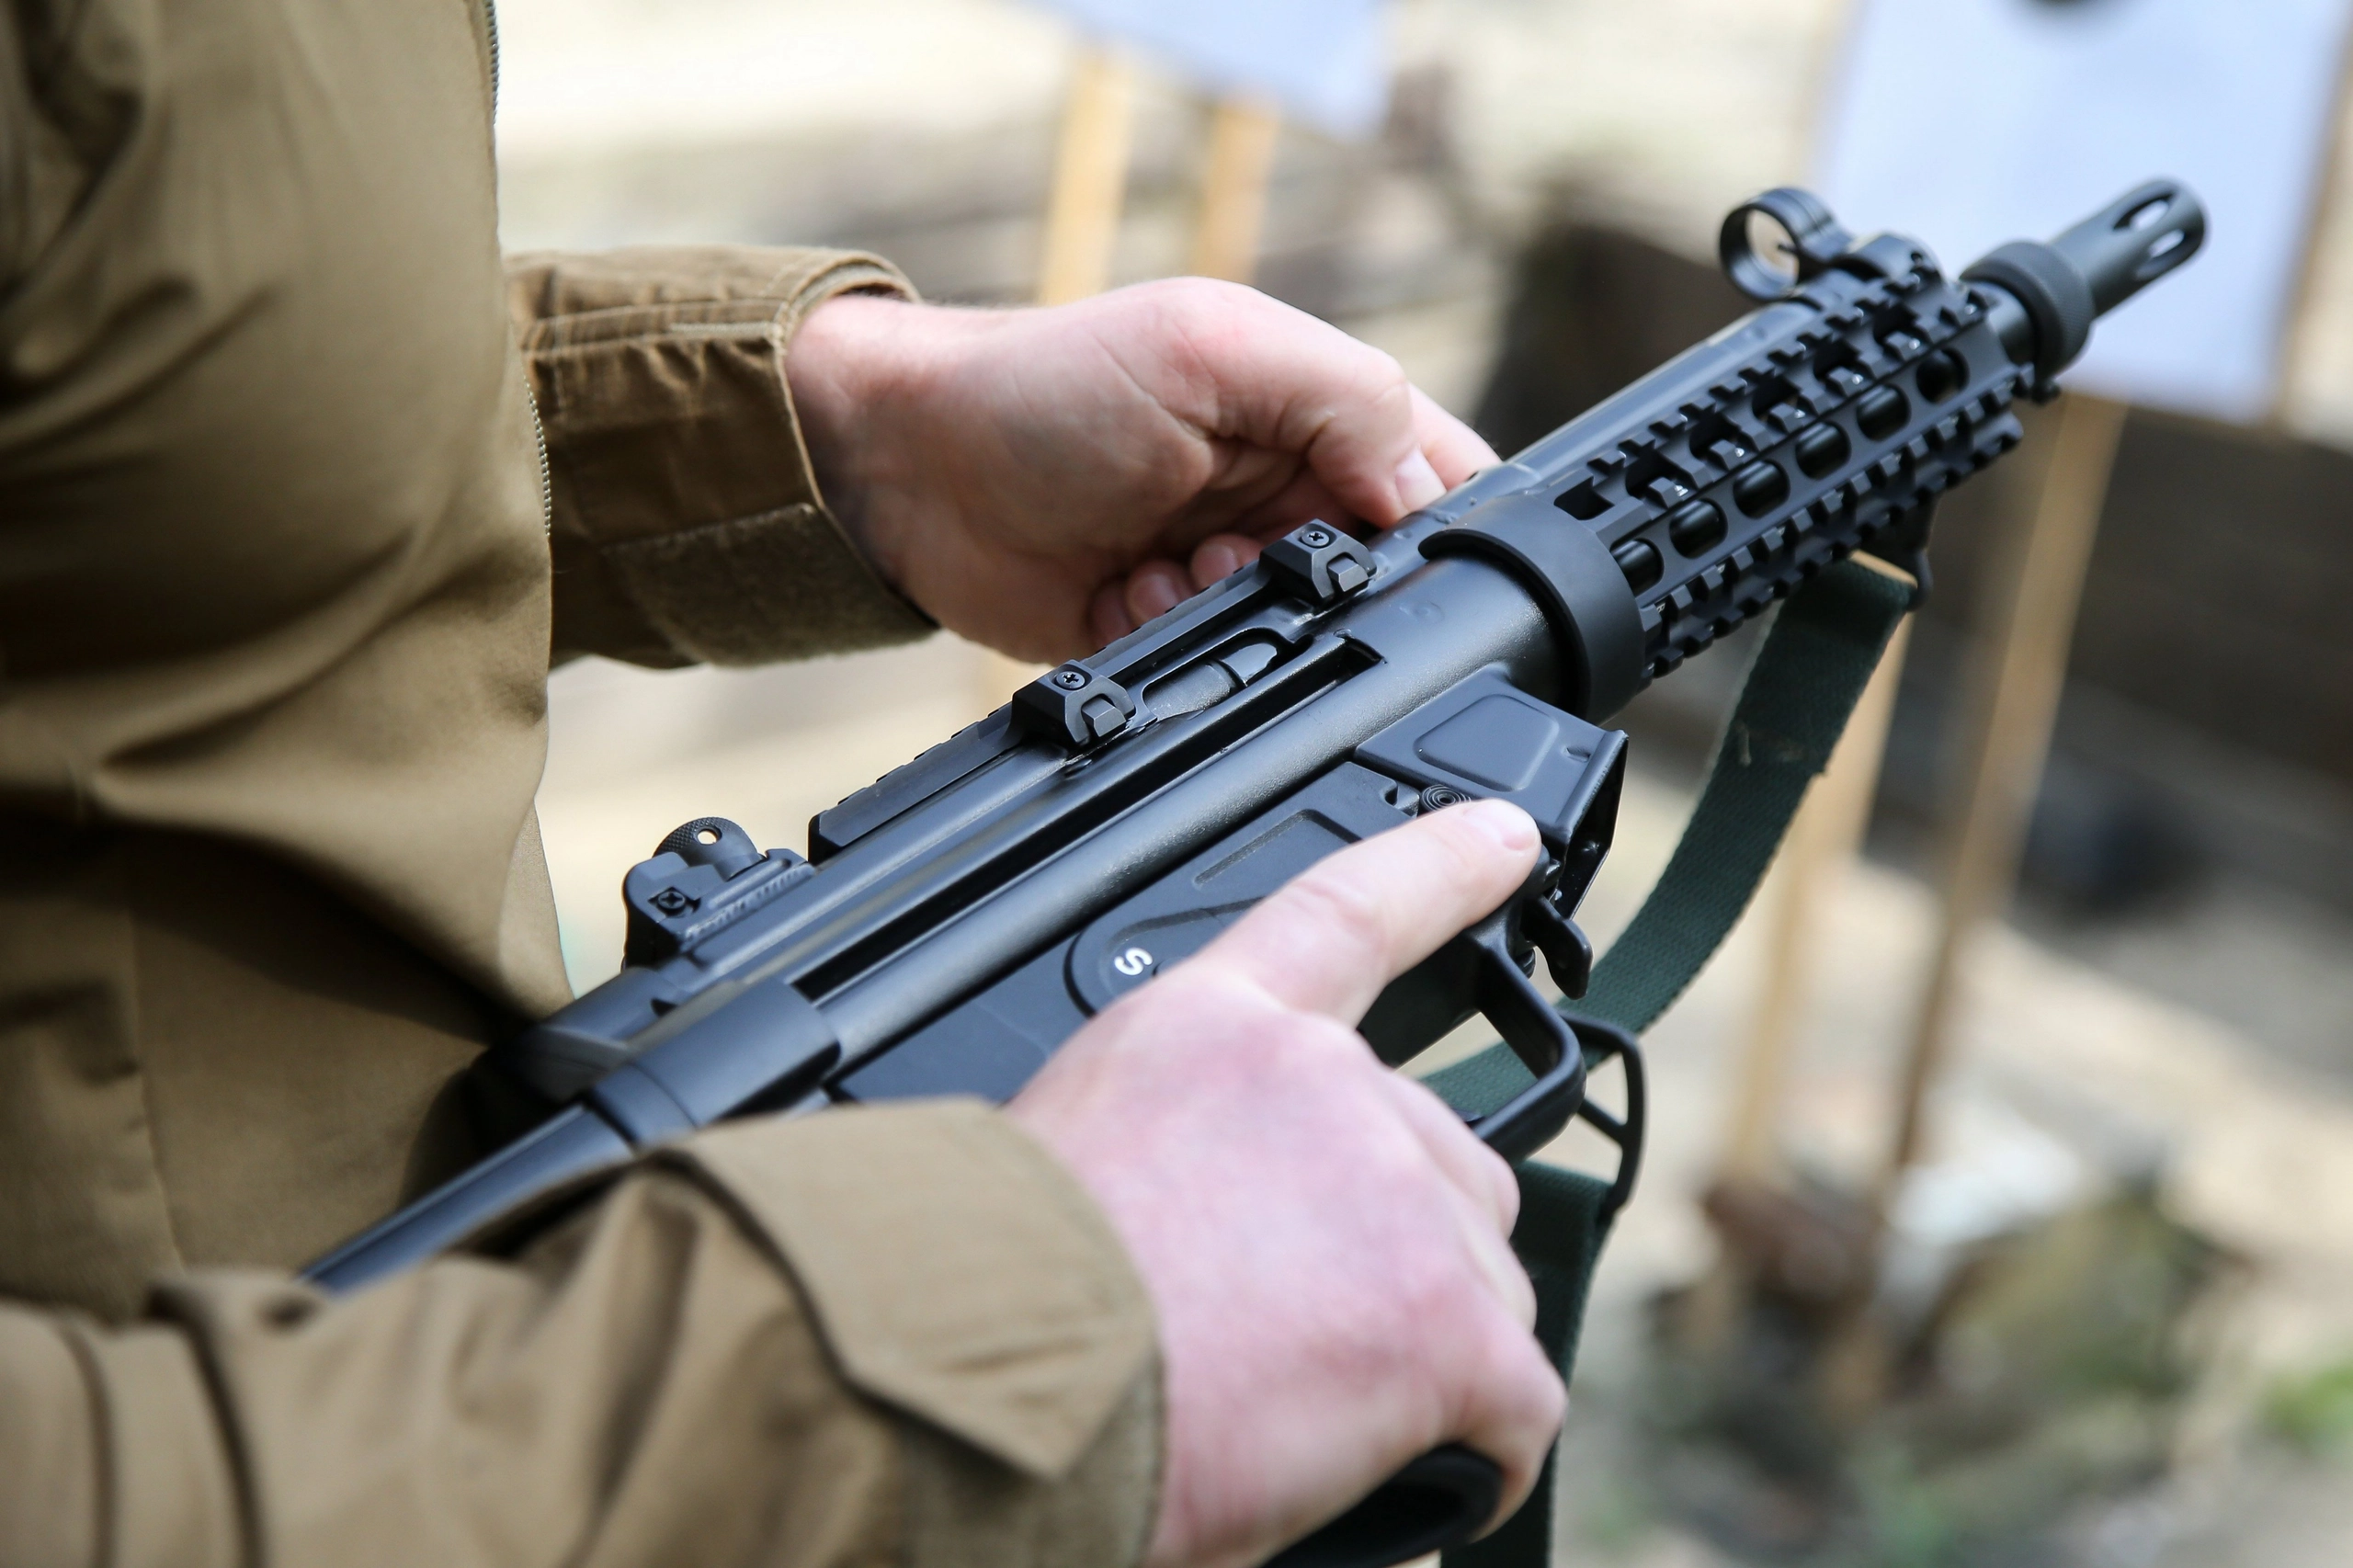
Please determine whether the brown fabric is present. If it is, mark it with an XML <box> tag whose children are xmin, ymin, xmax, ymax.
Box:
<box><xmin>0</xmin><ymin>0</ymin><xmax>568</xmax><ymax>1022</ymax></box>
<box><xmin>679</xmin><ymin>1110</ymin><xmax>1151</xmax><ymax>1477</ymax></box>
<box><xmin>509</xmin><ymin>248</ymin><xmax>937</xmax><ymax>666</ymax></box>
<box><xmin>0</xmin><ymin>0</ymin><xmax>947</xmax><ymax>1293</ymax></box>
<box><xmin>0</xmin><ymin>1103</ymin><xmax>1162</xmax><ymax>1568</ymax></box>
<box><xmin>0</xmin><ymin>1</ymin><xmax>1162</xmax><ymax>1563</ymax></box>
<box><xmin>0</xmin><ymin>821</ymin><xmax>501</xmax><ymax>1322</ymax></box>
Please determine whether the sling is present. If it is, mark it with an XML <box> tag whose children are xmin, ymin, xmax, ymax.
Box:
<box><xmin>1430</xmin><ymin>558</ymin><xmax>1914</xmax><ymax>1568</ymax></box>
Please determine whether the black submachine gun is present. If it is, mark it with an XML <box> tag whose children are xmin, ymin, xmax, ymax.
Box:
<box><xmin>312</xmin><ymin>181</ymin><xmax>2204</xmax><ymax>1566</ymax></box>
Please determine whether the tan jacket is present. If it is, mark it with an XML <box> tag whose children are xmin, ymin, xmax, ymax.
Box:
<box><xmin>0</xmin><ymin>1</ymin><xmax>1159</xmax><ymax>1562</ymax></box>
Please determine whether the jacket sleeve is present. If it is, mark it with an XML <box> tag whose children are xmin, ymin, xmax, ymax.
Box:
<box><xmin>506</xmin><ymin>247</ymin><xmax>938</xmax><ymax>668</ymax></box>
<box><xmin>0</xmin><ymin>1102</ymin><xmax>1162</xmax><ymax>1568</ymax></box>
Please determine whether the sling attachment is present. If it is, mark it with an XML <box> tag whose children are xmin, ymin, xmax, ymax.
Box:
<box><xmin>1718</xmin><ymin>187</ymin><xmax>1857</xmax><ymax>301</ymax></box>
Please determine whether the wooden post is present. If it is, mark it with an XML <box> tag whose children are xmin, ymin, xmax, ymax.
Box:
<box><xmin>1680</xmin><ymin>604</ymin><xmax>1909</xmax><ymax>1359</ymax></box>
<box><xmin>984</xmin><ymin>47</ymin><xmax>1146</xmax><ymax>710</ymax></box>
<box><xmin>1810</xmin><ymin>396</ymin><xmax>2126</xmax><ymax>1418</ymax></box>
<box><xmin>1718</xmin><ymin>613</ymin><xmax>1914</xmax><ymax>1185</ymax></box>
<box><xmin>1037</xmin><ymin>50</ymin><xmax>1137</xmax><ymax>306</ymax></box>
<box><xmin>1875</xmin><ymin>392</ymin><xmax>2128</xmax><ymax>1208</ymax></box>
<box><xmin>1190</xmin><ymin>97</ymin><xmax>1282</xmax><ymax>283</ymax></box>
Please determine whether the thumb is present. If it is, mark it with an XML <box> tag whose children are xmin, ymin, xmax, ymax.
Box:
<box><xmin>1180</xmin><ymin>801</ymin><xmax>1540</xmax><ymax>1025</ymax></box>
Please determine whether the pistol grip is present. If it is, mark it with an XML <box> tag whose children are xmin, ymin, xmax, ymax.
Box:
<box><xmin>1261</xmin><ymin>1443</ymin><xmax>1502</xmax><ymax>1568</ymax></box>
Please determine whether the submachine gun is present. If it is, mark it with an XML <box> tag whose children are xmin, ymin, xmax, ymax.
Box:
<box><xmin>313</xmin><ymin>180</ymin><xmax>2204</xmax><ymax>1566</ymax></box>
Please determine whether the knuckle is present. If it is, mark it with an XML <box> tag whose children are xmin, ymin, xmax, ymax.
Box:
<box><xmin>1461</xmin><ymin>1312</ymin><xmax>1563</xmax><ymax>1438</ymax></box>
<box><xmin>1423</xmin><ymin>804</ymin><xmax>1522</xmax><ymax>889</ymax></box>
<box><xmin>1389</xmin><ymin>1238</ymin><xmax>1463</xmax><ymax>1317</ymax></box>
<box><xmin>1240</xmin><ymin>1005</ymin><xmax>1356</xmax><ymax>1069</ymax></box>
<box><xmin>1138</xmin><ymin>971</ymin><xmax>1362</xmax><ymax>1074</ymax></box>
<box><xmin>1505</xmin><ymin>1346</ymin><xmax>1567</xmax><ymax>1438</ymax></box>
<box><xmin>1159</xmin><ymin>274</ymin><xmax>1245</xmax><ymax>320</ymax></box>
<box><xmin>1283</xmin><ymin>1010</ymin><xmax>1371</xmax><ymax>1062</ymax></box>
<box><xmin>1352</xmin><ymin>347</ymin><xmax>1411</xmax><ymax>407</ymax></box>
<box><xmin>1486</xmin><ymin>1149</ymin><xmax>1523</xmax><ymax>1231</ymax></box>
<box><xmin>1139</xmin><ymin>967</ymin><xmax>1271</xmax><ymax>1028</ymax></box>
<box><xmin>1531</xmin><ymin>1363</ymin><xmax>1568</xmax><ymax>1426</ymax></box>
<box><xmin>1391</xmin><ymin>1239</ymin><xmax>1496</xmax><ymax>1345</ymax></box>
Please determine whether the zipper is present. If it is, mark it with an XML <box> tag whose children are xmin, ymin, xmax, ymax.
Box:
<box><xmin>525</xmin><ymin>381</ymin><xmax>551</xmax><ymax>531</ymax></box>
<box><xmin>483</xmin><ymin>0</ymin><xmax>501</xmax><ymax>110</ymax></box>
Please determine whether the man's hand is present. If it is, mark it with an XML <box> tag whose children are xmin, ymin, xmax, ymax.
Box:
<box><xmin>786</xmin><ymin>284</ymin><xmax>1499</xmax><ymax>662</ymax></box>
<box><xmin>1006</xmin><ymin>801</ymin><xmax>1565</xmax><ymax>1568</ymax></box>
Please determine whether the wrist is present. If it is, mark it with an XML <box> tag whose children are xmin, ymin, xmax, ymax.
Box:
<box><xmin>786</xmin><ymin>292</ymin><xmax>925</xmax><ymax>581</ymax></box>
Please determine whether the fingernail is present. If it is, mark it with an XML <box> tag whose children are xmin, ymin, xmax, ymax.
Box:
<box><xmin>1192</xmin><ymin>540</ymin><xmax>1241</xmax><ymax>585</ymax></box>
<box><xmin>1089</xmin><ymin>585</ymin><xmax>1133</xmax><ymax>647</ymax></box>
<box><xmin>1393</xmin><ymin>449</ymin><xmax>1445</xmax><ymax>512</ymax></box>
<box><xmin>1457</xmin><ymin>799</ymin><xmax>1538</xmax><ymax>854</ymax></box>
<box><xmin>1129</xmin><ymin>571</ymin><xmax>1183</xmax><ymax>621</ymax></box>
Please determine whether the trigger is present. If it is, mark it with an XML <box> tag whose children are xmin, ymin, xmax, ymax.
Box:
<box><xmin>1521</xmin><ymin>898</ymin><xmax>1593</xmax><ymax>999</ymax></box>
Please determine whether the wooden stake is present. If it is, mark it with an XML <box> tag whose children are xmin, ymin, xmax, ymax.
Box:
<box><xmin>1681</xmin><ymin>604</ymin><xmax>1908</xmax><ymax>1363</ymax></box>
<box><xmin>990</xmin><ymin>48</ymin><xmax>1143</xmax><ymax>711</ymax></box>
<box><xmin>1037</xmin><ymin>50</ymin><xmax>1137</xmax><ymax>306</ymax></box>
<box><xmin>1875</xmin><ymin>392</ymin><xmax>2128</xmax><ymax>1205</ymax></box>
<box><xmin>1719</xmin><ymin>613</ymin><xmax>1914</xmax><ymax>1184</ymax></box>
<box><xmin>1190</xmin><ymin>97</ymin><xmax>1282</xmax><ymax>283</ymax></box>
<box><xmin>1815</xmin><ymin>398</ymin><xmax>2124</xmax><ymax>1417</ymax></box>
<box><xmin>2267</xmin><ymin>48</ymin><xmax>2353</xmax><ymax>427</ymax></box>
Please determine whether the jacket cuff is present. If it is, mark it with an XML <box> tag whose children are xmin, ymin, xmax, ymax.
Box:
<box><xmin>52</xmin><ymin>1319</ymin><xmax>243</xmax><ymax>1568</ymax></box>
<box><xmin>663</xmin><ymin>1102</ymin><xmax>1165</xmax><ymax>1568</ymax></box>
<box><xmin>664</xmin><ymin>1102</ymin><xmax>1159</xmax><ymax>1474</ymax></box>
<box><xmin>507</xmin><ymin>246</ymin><xmax>936</xmax><ymax>667</ymax></box>
<box><xmin>115</xmin><ymin>1101</ymin><xmax>1159</xmax><ymax>1568</ymax></box>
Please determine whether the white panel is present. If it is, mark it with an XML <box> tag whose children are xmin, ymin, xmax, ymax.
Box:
<box><xmin>1817</xmin><ymin>0</ymin><xmax>2353</xmax><ymax>422</ymax></box>
<box><xmin>1034</xmin><ymin>0</ymin><xmax>1388</xmax><ymax>136</ymax></box>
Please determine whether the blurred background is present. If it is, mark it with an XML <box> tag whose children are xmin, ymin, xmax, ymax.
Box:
<box><xmin>504</xmin><ymin>2</ymin><xmax>2353</xmax><ymax>1562</ymax></box>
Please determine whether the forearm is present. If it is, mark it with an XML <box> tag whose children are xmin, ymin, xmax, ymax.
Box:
<box><xmin>0</xmin><ymin>1104</ymin><xmax>1160</xmax><ymax>1568</ymax></box>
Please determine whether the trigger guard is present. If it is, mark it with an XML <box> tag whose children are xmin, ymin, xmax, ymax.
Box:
<box><xmin>1453</xmin><ymin>921</ymin><xmax>1587</xmax><ymax>1162</ymax></box>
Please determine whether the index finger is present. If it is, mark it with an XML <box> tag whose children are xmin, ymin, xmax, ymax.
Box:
<box><xmin>1140</xmin><ymin>285</ymin><xmax>1459</xmax><ymax>527</ymax></box>
<box><xmin>1181</xmin><ymin>800</ymin><xmax>1540</xmax><ymax>1024</ymax></box>
<box><xmin>1411</xmin><ymin>385</ymin><xmax>1500</xmax><ymax>490</ymax></box>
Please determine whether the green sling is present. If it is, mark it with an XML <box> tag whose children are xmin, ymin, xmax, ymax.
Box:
<box><xmin>1431</xmin><ymin>558</ymin><xmax>1915</xmax><ymax>1568</ymax></box>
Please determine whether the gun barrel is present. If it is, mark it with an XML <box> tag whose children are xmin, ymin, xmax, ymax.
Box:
<box><xmin>1963</xmin><ymin>179</ymin><xmax>2207</xmax><ymax>379</ymax></box>
<box><xmin>2054</xmin><ymin>179</ymin><xmax>2207</xmax><ymax>317</ymax></box>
